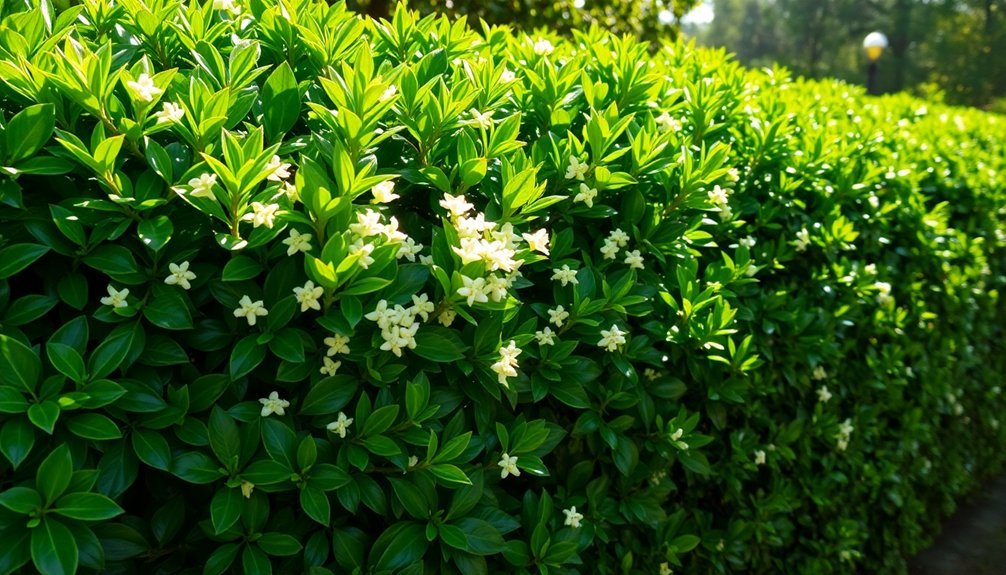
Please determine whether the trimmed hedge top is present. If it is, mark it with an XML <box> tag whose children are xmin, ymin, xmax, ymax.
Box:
<box><xmin>1</xmin><ymin>1</ymin><xmax>1006</xmax><ymax>574</ymax></box>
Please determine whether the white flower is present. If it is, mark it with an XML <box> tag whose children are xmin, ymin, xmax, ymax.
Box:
<box><xmin>727</xmin><ymin>167</ymin><xmax>740</xmax><ymax>182</ymax></box>
<box><xmin>439</xmin><ymin>193</ymin><xmax>474</xmax><ymax>218</ymax></box>
<box><xmin>379</xmin><ymin>323</ymin><xmax>419</xmax><ymax>357</ymax></box>
<box><xmin>533</xmin><ymin>38</ymin><xmax>553</xmax><ymax>55</ymax></box>
<box><xmin>281</xmin><ymin>229</ymin><xmax>312</xmax><ymax>256</ymax></box>
<box><xmin>608</xmin><ymin>229</ymin><xmax>630</xmax><ymax>247</ymax></box>
<box><xmin>100</xmin><ymin>285</ymin><xmax>129</xmax><ymax>308</ymax></box>
<box><xmin>326</xmin><ymin>412</ymin><xmax>354</xmax><ymax>438</ymax></box>
<box><xmin>379</xmin><ymin>84</ymin><xmax>397</xmax><ymax>102</ymax></box>
<box><xmin>409</xmin><ymin>293</ymin><xmax>435</xmax><ymax>321</ymax></box>
<box><xmin>739</xmin><ymin>236</ymin><xmax>756</xmax><ymax>248</ymax></box>
<box><xmin>813</xmin><ymin>366</ymin><xmax>827</xmax><ymax>381</ymax></box>
<box><xmin>500</xmin><ymin>68</ymin><xmax>516</xmax><ymax>83</ymax></box>
<box><xmin>457</xmin><ymin>276</ymin><xmax>489</xmax><ymax>306</ymax></box>
<box><xmin>551</xmin><ymin>265</ymin><xmax>579</xmax><ymax>286</ymax></box>
<box><xmin>836</xmin><ymin>418</ymin><xmax>854</xmax><ymax>451</ymax></box>
<box><xmin>468</xmin><ymin>108</ymin><xmax>494</xmax><ymax>129</ymax></box>
<box><xmin>492</xmin><ymin>223</ymin><xmax>520</xmax><ymax>250</ymax></box>
<box><xmin>655</xmin><ymin>112</ymin><xmax>681</xmax><ymax>132</ymax></box>
<box><xmin>240</xmin><ymin>480</ymin><xmax>255</xmax><ymax>498</ymax></box>
<box><xmin>397</xmin><ymin>236</ymin><xmax>424</xmax><ymax>262</ymax></box>
<box><xmin>324</xmin><ymin>333</ymin><xmax>351</xmax><ymax>356</ymax></box>
<box><xmin>534</xmin><ymin>327</ymin><xmax>556</xmax><ymax>346</ymax></box>
<box><xmin>187</xmin><ymin>173</ymin><xmax>217</xmax><ymax>198</ymax></box>
<box><xmin>371</xmin><ymin>181</ymin><xmax>399</xmax><ymax>203</ymax></box>
<box><xmin>347</xmin><ymin>239</ymin><xmax>375</xmax><ymax>269</ymax></box>
<box><xmin>407</xmin><ymin>455</ymin><xmax>419</xmax><ymax>468</ymax></box>
<box><xmin>164</xmin><ymin>261</ymin><xmax>196</xmax><ymax>290</ymax></box>
<box><xmin>486</xmin><ymin>275</ymin><xmax>509</xmax><ymax>302</ymax></box>
<box><xmin>795</xmin><ymin>228</ymin><xmax>811</xmax><ymax>252</ymax></box>
<box><xmin>754</xmin><ymin>449</ymin><xmax>766</xmax><ymax>465</ymax></box>
<box><xmin>498</xmin><ymin>452</ymin><xmax>520</xmax><ymax>478</ymax></box>
<box><xmin>234</xmin><ymin>295</ymin><xmax>268</xmax><ymax>326</ymax></box>
<box><xmin>293</xmin><ymin>281</ymin><xmax>324</xmax><ymax>312</ymax></box>
<box><xmin>213</xmin><ymin>0</ymin><xmax>241</xmax><ymax>13</ymax></box>
<box><xmin>874</xmin><ymin>281</ymin><xmax>893</xmax><ymax>305</ymax></box>
<box><xmin>565</xmin><ymin>156</ymin><xmax>589</xmax><ymax>181</ymax></box>
<box><xmin>456</xmin><ymin>213</ymin><xmax>496</xmax><ymax>237</ymax></box>
<box><xmin>281</xmin><ymin>181</ymin><xmax>299</xmax><ymax>202</ymax></box>
<box><xmin>349</xmin><ymin>209</ymin><xmax>384</xmax><ymax>238</ymax></box>
<box><xmin>522</xmin><ymin>229</ymin><xmax>549</xmax><ymax>254</ymax></box>
<box><xmin>707</xmin><ymin>185</ymin><xmax>730</xmax><ymax>207</ymax></box>
<box><xmin>320</xmin><ymin>357</ymin><xmax>341</xmax><ymax>376</ymax></box>
<box><xmin>598</xmin><ymin>324</ymin><xmax>627</xmax><ymax>352</ymax></box>
<box><xmin>438</xmin><ymin>307</ymin><xmax>456</xmax><ymax>327</ymax></box>
<box><xmin>265</xmin><ymin>155</ymin><xmax>291</xmax><ymax>182</ymax></box>
<box><xmin>659</xmin><ymin>562</ymin><xmax>673</xmax><ymax>575</ymax></box>
<box><xmin>491</xmin><ymin>340</ymin><xmax>522</xmax><ymax>387</ymax></box>
<box><xmin>563</xmin><ymin>506</ymin><xmax>584</xmax><ymax>528</ymax></box>
<box><xmin>817</xmin><ymin>386</ymin><xmax>833</xmax><ymax>403</ymax></box>
<box><xmin>600</xmin><ymin>239</ymin><xmax>620</xmax><ymax>260</ymax></box>
<box><xmin>242</xmin><ymin>202</ymin><xmax>280</xmax><ymax>228</ymax></box>
<box><xmin>153</xmin><ymin>102</ymin><xmax>184</xmax><ymax>123</ymax></box>
<box><xmin>258</xmin><ymin>391</ymin><xmax>289</xmax><ymax>417</ymax></box>
<box><xmin>624</xmin><ymin>249</ymin><xmax>644</xmax><ymax>270</ymax></box>
<box><xmin>574</xmin><ymin>183</ymin><xmax>597</xmax><ymax>207</ymax></box>
<box><xmin>127</xmin><ymin>73</ymin><xmax>162</xmax><ymax>103</ymax></box>
<box><xmin>547</xmin><ymin>305</ymin><xmax>570</xmax><ymax>327</ymax></box>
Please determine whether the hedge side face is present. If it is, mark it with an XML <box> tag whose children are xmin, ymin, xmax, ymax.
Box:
<box><xmin>1</xmin><ymin>2</ymin><xmax>1005</xmax><ymax>574</ymax></box>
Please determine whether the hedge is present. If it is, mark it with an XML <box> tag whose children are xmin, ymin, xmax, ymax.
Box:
<box><xmin>1</xmin><ymin>2</ymin><xmax>1005</xmax><ymax>574</ymax></box>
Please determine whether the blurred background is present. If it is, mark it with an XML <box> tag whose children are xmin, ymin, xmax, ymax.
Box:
<box><xmin>349</xmin><ymin>0</ymin><xmax>1006</xmax><ymax>110</ymax></box>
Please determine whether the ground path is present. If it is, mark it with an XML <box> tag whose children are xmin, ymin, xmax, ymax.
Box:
<box><xmin>909</xmin><ymin>474</ymin><xmax>1006</xmax><ymax>574</ymax></box>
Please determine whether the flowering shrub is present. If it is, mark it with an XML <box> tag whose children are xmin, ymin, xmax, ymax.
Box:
<box><xmin>1</xmin><ymin>2</ymin><xmax>1005</xmax><ymax>574</ymax></box>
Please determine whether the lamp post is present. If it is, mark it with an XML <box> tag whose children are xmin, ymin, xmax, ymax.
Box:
<box><xmin>863</xmin><ymin>32</ymin><xmax>888</xmax><ymax>95</ymax></box>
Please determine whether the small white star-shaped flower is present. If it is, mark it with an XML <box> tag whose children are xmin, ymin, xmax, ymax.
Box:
<box><xmin>439</xmin><ymin>193</ymin><xmax>474</xmax><ymax>218</ymax></box>
<box><xmin>522</xmin><ymin>229</ymin><xmax>550</xmax><ymax>255</ymax></box>
<box><xmin>242</xmin><ymin>202</ymin><xmax>280</xmax><ymax>228</ymax></box>
<box><xmin>551</xmin><ymin>265</ymin><xmax>579</xmax><ymax>286</ymax></box>
<box><xmin>600</xmin><ymin>239</ymin><xmax>620</xmax><ymax>260</ymax></box>
<box><xmin>187</xmin><ymin>173</ymin><xmax>217</xmax><ymax>198</ymax></box>
<box><xmin>379</xmin><ymin>84</ymin><xmax>397</xmax><ymax>102</ymax></box>
<box><xmin>535</xmin><ymin>327</ymin><xmax>556</xmax><ymax>346</ymax></box>
<box><xmin>324</xmin><ymin>333</ymin><xmax>350</xmax><ymax>356</ymax></box>
<box><xmin>234</xmin><ymin>295</ymin><xmax>268</xmax><ymax>326</ymax></box>
<box><xmin>349</xmin><ymin>239</ymin><xmax>375</xmax><ymax>269</ymax></box>
<box><xmin>457</xmin><ymin>276</ymin><xmax>489</xmax><ymax>306</ymax></box>
<box><xmin>293</xmin><ymin>280</ymin><xmax>324</xmax><ymax>312</ymax></box>
<box><xmin>127</xmin><ymin>73</ymin><xmax>162</xmax><ymax>103</ymax></box>
<box><xmin>265</xmin><ymin>155</ymin><xmax>291</xmax><ymax>182</ymax></box>
<box><xmin>598</xmin><ymin>324</ymin><xmax>627</xmax><ymax>352</ymax></box>
<box><xmin>371</xmin><ymin>181</ymin><xmax>399</xmax><ymax>203</ymax></box>
<box><xmin>547</xmin><ymin>305</ymin><xmax>570</xmax><ymax>327</ymax></box>
<box><xmin>164</xmin><ymin>261</ymin><xmax>196</xmax><ymax>290</ymax></box>
<box><xmin>624</xmin><ymin>249</ymin><xmax>644</xmax><ymax>270</ymax></box>
<box><xmin>258</xmin><ymin>391</ymin><xmax>289</xmax><ymax>417</ymax></box>
<box><xmin>817</xmin><ymin>386</ymin><xmax>833</xmax><ymax>403</ymax></box>
<box><xmin>498</xmin><ymin>453</ymin><xmax>520</xmax><ymax>478</ymax></box>
<box><xmin>100</xmin><ymin>285</ymin><xmax>129</xmax><ymax>309</ymax></box>
<box><xmin>563</xmin><ymin>506</ymin><xmax>584</xmax><ymax>528</ymax></box>
<box><xmin>754</xmin><ymin>449</ymin><xmax>766</xmax><ymax>465</ymax></box>
<box><xmin>282</xmin><ymin>229</ymin><xmax>312</xmax><ymax>256</ymax></box>
<box><xmin>320</xmin><ymin>357</ymin><xmax>341</xmax><ymax>376</ymax></box>
<box><xmin>154</xmin><ymin>102</ymin><xmax>184</xmax><ymax>124</ymax></box>
<box><xmin>565</xmin><ymin>156</ymin><xmax>589</xmax><ymax>181</ymax></box>
<box><xmin>326</xmin><ymin>412</ymin><xmax>354</xmax><ymax>438</ymax></box>
<box><xmin>574</xmin><ymin>183</ymin><xmax>597</xmax><ymax>207</ymax></box>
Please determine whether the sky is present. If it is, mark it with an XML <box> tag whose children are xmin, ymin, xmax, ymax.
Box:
<box><xmin>681</xmin><ymin>1</ymin><xmax>715</xmax><ymax>25</ymax></box>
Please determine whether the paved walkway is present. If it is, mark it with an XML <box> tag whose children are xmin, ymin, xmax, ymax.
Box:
<box><xmin>909</xmin><ymin>474</ymin><xmax>1006</xmax><ymax>574</ymax></box>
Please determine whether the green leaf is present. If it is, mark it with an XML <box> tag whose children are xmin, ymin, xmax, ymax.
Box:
<box><xmin>412</xmin><ymin>327</ymin><xmax>467</xmax><ymax>362</ymax></box>
<box><xmin>88</xmin><ymin>322</ymin><xmax>141</xmax><ymax>380</ymax></box>
<box><xmin>82</xmin><ymin>244</ymin><xmax>141</xmax><ymax>281</ymax></box>
<box><xmin>66</xmin><ymin>413</ymin><xmax>121</xmax><ymax>440</ymax></box>
<box><xmin>52</xmin><ymin>492</ymin><xmax>124</xmax><ymax>521</ymax></box>
<box><xmin>6</xmin><ymin>103</ymin><xmax>55</xmax><ymax>164</ymax></box>
<box><xmin>36</xmin><ymin>444</ymin><xmax>73</xmax><ymax>504</ymax></box>
<box><xmin>257</xmin><ymin>533</ymin><xmax>303</xmax><ymax>556</ymax></box>
<box><xmin>261</xmin><ymin>61</ymin><xmax>300</xmax><ymax>141</ymax></box>
<box><xmin>132</xmin><ymin>429</ymin><xmax>173</xmax><ymax>471</ymax></box>
<box><xmin>143</xmin><ymin>289</ymin><xmax>193</xmax><ymax>330</ymax></box>
<box><xmin>0</xmin><ymin>418</ymin><xmax>34</xmax><ymax>468</ymax></box>
<box><xmin>428</xmin><ymin>464</ymin><xmax>472</xmax><ymax>486</ymax></box>
<box><xmin>369</xmin><ymin>522</ymin><xmax>428</xmax><ymax>571</ymax></box>
<box><xmin>210</xmin><ymin>488</ymin><xmax>243</xmax><ymax>534</ymax></box>
<box><xmin>138</xmin><ymin>216</ymin><xmax>173</xmax><ymax>252</ymax></box>
<box><xmin>300</xmin><ymin>485</ymin><xmax>331</xmax><ymax>525</ymax></box>
<box><xmin>31</xmin><ymin>518</ymin><xmax>78</xmax><ymax>575</ymax></box>
<box><xmin>230</xmin><ymin>335</ymin><xmax>266</xmax><ymax>380</ymax></box>
<box><xmin>0</xmin><ymin>486</ymin><xmax>42</xmax><ymax>514</ymax></box>
<box><xmin>0</xmin><ymin>333</ymin><xmax>41</xmax><ymax>393</ymax></box>
<box><xmin>0</xmin><ymin>386</ymin><xmax>28</xmax><ymax>413</ymax></box>
<box><xmin>28</xmin><ymin>400</ymin><xmax>60</xmax><ymax>434</ymax></box>
<box><xmin>455</xmin><ymin>518</ymin><xmax>506</xmax><ymax>556</ymax></box>
<box><xmin>242</xmin><ymin>545</ymin><xmax>272</xmax><ymax>575</ymax></box>
<box><xmin>4</xmin><ymin>294</ymin><xmax>59</xmax><ymax>326</ymax></box>
<box><xmin>47</xmin><ymin>342</ymin><xmax>86</xmax><ymax>384</ymax></box>
<box><xmin>222</xmin><ymin>256</ymin><xmax>263</xmax><ymax>281</ymax></box>
<box><xmin>299</xmin><ymin>375</ymin><xmax>358</xmax><ymax>415</ymax></box>
<box><xmin>174</xmin><ymin>451</ymin><xmax>225</xmax><ymax>484</ymax></box>
<box><xmin>204</xmin><ymin>543</ymin><xmax>240</xmax><ymax>575</ymax></box>
<box><xmin>209</xmin><ymin>407</ymin><xmax>241</xmax><ymax>469</ymax></box>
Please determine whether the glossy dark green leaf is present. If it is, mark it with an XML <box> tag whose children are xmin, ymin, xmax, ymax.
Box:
<box><xmin>0</xmin><ymin>333</ymin><xmax>41</xmax><ymax>393</ymax></box>
<box><xmin>36</xmin><ymin>444</ymin><xmax>73</xmax><ymax>504</ymax></box>
<box><xmin>66</xmin><ymin>413</ymin><xmax>121</xmax><ymax>440</ymax></box>
<box><xmin>261</xmin><ymin>61</ymin><xmax>300</xmax><ymax>141</ymax></box>
<box><xmin>47</xmin><ymin>342</ymin><xmax>86</xmax><ymax>384</ymax></box>
<box><xmin>52</xmin><ymin>492</ymin><xmax>124</xmax><ymax>521</ymax></box>
<box><xmin>30</xmin><ymin>518</ymin><xmax>77</xmax><ymax>575</ymax></box>
<box><xmin>143</xmin><ymin>289</ymin><xmax>193</xmax><ymax>330</ymax></box>
<box><xmin>210</xmin><ymin>488</ymin><xmax>243</xmax><ymax>534</ymax></box>
<box><xmin>132</xmin><ymin>429</ymin><xmax>173</xmax><ymax>471</ymax></box>
<box><xmin>6</xmin><ymin>103</ymin><xmax>55</xmax><ymax>163</ymax></box>
<box><xmin>230</xmin><ymin>335</ymin><xmax>266</xmax><ymax>380</ymax></box>
<box><xmin>137</xmin><ymin>215</ymin><xmax>173</xmax><ymax>252</ymax></box>
<box><xmin>0</xmin><ymin>418</ymin><xmax>34</xmax><ymax>468</ymax></box>
<box><xmin>27</xmin><ymin>400</ymin><xmax>60</xmax><ymax>434</ymax></box>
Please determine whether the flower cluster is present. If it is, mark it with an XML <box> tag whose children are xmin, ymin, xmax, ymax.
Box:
<box><xmin>364</xmin><ymin>295</ymin><xmax>434</xmax><ymax>357</ymax></box>
<box><xmin>836</xmin><ymin>418</ymin><xmax>855</xmax><ymax>451</ymax></box>
<box><xmin>491</xmin><ymin>340</ymin><xmax>522</xmax><ymax>387</ymax></box>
